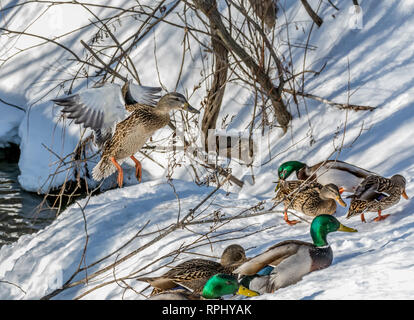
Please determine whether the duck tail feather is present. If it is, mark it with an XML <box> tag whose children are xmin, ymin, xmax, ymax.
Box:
<box><xmin>92</xmin><ymin>156</ymin><xmax>117</xmax><ymax>181</ymax></box>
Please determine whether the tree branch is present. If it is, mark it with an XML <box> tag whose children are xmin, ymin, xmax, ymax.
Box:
<box><xmin>193</xmin><ymin>0</ymin><xmax>291</xmax><ymax>133</ymax></box>
<box><xmin>300</xmin><ymin>0</ymin><xmax>323</xmax><ymax>27</ymax></box>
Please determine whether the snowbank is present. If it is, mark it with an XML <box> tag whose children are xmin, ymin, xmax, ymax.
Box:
<box><xmin>0</xmin><ymin>105</ymin><xmax>23</xmax><ymax>147</ymax></box>
<box><xmin>0</xmin><ymin>178</ymin><xmax>412</xmax><ymax>300</ymax></box>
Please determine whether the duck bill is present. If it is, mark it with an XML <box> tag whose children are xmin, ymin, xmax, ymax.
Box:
<box><xmin>237</xmin><ymin>285</ymin><xmax>259</xmax><ymax>297</ymax></box>
<box><xmin>402</xmin><ymin>189</ymin><xmax>409</xmax><ymax>200</ymax></box>
<box><xmin>185</xmin><ymin>103</ymin><xmax>200</xmax><ymax>114</ymax></box>
<box><xmin>335</xmin><ymin>196</ymin><xmax>347</xmax><ymax>207</ymax></box>
<box><xmin>338</xmin><ymin>223</ymin><xmax>357</xmax><ymax>233</ymax></box>
<box><xmin>274</xmin><ymin>181</ymin><xmax>281</xmax><ymax>192</ymax></box>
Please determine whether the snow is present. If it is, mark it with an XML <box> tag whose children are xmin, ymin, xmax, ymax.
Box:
<box><xmin>0</xmin><ymin>0</ymin><xmax>414</xmax><ymax>300</ymax></box>
<box><xmin>17</xmin><ymin>101</ymin><xmax>80</xmax><ymax>192</ymax></box>
<box><xmin>0</xmin><ymin>105</ymin><xmax>23</xmax><ymax>147</ymax></box>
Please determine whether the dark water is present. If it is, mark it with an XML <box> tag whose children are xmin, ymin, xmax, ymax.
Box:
<box><xmin>0</xmin><ymin>146</ymin><xmax>56</xmax><ymax>247</ymax></box>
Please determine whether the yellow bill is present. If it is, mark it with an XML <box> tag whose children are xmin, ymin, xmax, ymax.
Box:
<box><xmin>338</xmin><ymin>223</ymin><xmax>357</xmax><ymax>233</ymax></box>
<box><xmin>237</xmin><ymin>285</ymin><xmax>259</xmax><ymax>297</ymax></box>
<box><xmin>335</xmin><ymin>196</ymin><xmax>347</xmax><ymax>207</ymax></box>
<box><xmin>274</xmin><ymin>181</ymin><xmax>281</xmax><ymax>192</ymax></box>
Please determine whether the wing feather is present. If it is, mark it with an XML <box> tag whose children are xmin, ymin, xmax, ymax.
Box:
<box><xmin>234</xmin><ymin>240</ymin><xmax>307</xmax><ymax>276</ymax></box>
<box><xmin>126</xmin><ymin>80</ymin><xmax>162</xmax><ymax>106</ymax></box>
<box><xmin>53</xmin><ymin>83</ymin><xmax>128</xmax><ymax>146</ymax></box>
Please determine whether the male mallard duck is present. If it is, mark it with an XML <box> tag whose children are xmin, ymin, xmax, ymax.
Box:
<box><xmin>137</xmin><ymin>244</ymin><xmax>246</xmax><ymax>295</ymax></box>
<box><xmin>53</xmin><ymin>80</ymin><xmax>199</xmax><ymax>188</ymax></box>
<box><xmin>234</xmin><ymin>215</ymin><xmax>357</xmax><ymax>294</ymax></box>
<box><xmin>273</xmin><ymin>180</ymin><xmax>346</xmax><ymax>225</ymax></box>
<box><xmin>346</xmin><ymin>174</ymin><xmax>409</xmax><ymax>223</ymax></box>
<box><xmin>277</xmin><ymin>160</ymin><xmax>376</xmax><ymax>193</ymax></box>
<box><xmin>147</xmin><ymin>274</ymin><xmax>258</xmax><ymax>300</ymax></box>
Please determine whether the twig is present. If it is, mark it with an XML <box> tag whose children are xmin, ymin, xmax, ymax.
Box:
<box><xmin>327</xmin><ymin>0</ymin><xmax>340</xmax><ymax>11</ymax></box>
<box><xmin>0</xmin><ymin>97</ymin><xmax>25</xmax><ymax>112</ymax></box>
<box><xmin>0</xmin><ymin>280</ymin><xmax>26</xmax><ymax>295</ymax></box>
<box><xmin>80</xmin><ymin>40</ymin><xmax>127</xmax><ymax>82</ymax></box>
<box><xmin>282</xmin><ymin>88</ymin><xmax>376</xmax><ymax>111</ymax></box>
<box><xmin>300</xmin><ymin>0</ymin><xmax>323</xmax><ymax>27</ymax></box>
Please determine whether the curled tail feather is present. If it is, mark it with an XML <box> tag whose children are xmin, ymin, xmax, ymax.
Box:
<box><xmin>92</xmin><ymin>156</ymin><xmax>117</xmax><ymax>181</ymax></box>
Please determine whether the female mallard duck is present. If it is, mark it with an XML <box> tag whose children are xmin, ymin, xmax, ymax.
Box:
<box><xmin>273</xmin><ymin>180</ymin><xmax>346</xmax><ymax>225</ymax></box>
<box><xmin>234</xmin><ymin>215</ymin><xmax>357</xmax><ymax>294</ymax></box>
<box><xmin>147</xmin><ymin>274</ymin><xmax>258</xmax><ymax>300</ymax></box>
<box><xmin>346</xmin><ymin>174</ymin><xmax>409</xmax><ymax>223</ymax></box>
<box><xmin>53</xmin><ymin>80</ymin><xmax>199</xmax><ymax>188</ymax></box>
<box><xmin>137</xmin><ymin>244</ymin><xmax>247</xmax><ymax>296</ymax></box>
<box><xmin>277</xmin><ymin>160</ymin><xmax>376</xmax><ymax>193</ymax></box>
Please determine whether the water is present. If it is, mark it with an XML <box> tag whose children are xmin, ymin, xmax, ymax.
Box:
<box><xmin>0</xmin><ymin>146</ymin><xmax>56</xmax><ymax>247</ymax></box>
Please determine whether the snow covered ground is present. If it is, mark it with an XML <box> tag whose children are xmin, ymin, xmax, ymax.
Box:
<box><xmin>0</xmin><ymin>0</ymin><xmax>413</xmax><ymax>299</ymax></box>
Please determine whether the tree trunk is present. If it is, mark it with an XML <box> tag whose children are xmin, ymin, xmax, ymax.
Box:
<box><xmin>202</xmin><ymin>27</ymin><xmax>229</xmax><ymax>151</ymax></box>
<box><xmin>193</xmin><ymin>0</ymin><xmax>291</xmax><ymax>133</ymax></box>
<box><xmin>247</xmin><ymin>0</ymin><xmax>277</xmax><ymax>30</ymax></box>
<box><xmin>300</xmin><ymin>0</ymin><xmax>323</xmax><ymax>27</ymax></box>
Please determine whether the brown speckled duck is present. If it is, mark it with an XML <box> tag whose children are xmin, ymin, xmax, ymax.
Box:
<box><xmin>346</xmin><ymin>174</ymin><xmax>409</xmax><ymax>222</ymax></box>
<box><xmin>273</xmin><ymin>180</ymin><xmax>346</xmax><ymax>225</ymax></box>
<box><xmin>137</xmin><ymin>244</ymin><xmax>246</xmax><ymax>296</ymax></box>
<box><xmin>53</xmin><ymin>81</ymin><xmax>199</xmax><ymax>187</ymax></box>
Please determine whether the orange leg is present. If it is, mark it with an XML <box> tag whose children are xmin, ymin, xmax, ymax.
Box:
<box><xmin>284</xmin><ymin>209</ymin><xmax>300</xmax><ymax>226</ymax></box>
<box><xmin>130</xmin><ymin>155</ymin><xmax>142</xmax><ymax>183</ymax></box>
<box><xmin>360</xmin><ymin>213</ymin><xmax>366</xmax><ymax>223</ymax></box>
<box><xmin>373</xmin><ymin>209</ymin><xmax>390</xmax><ymax>222</ymax></box>
<box><xmin>338</xmin><ymin>187</ymin><xmax>345</xmax><ymax>195</ymax></box>
<box><xmin>110</xmin><ymin>157</ymin><xmax>124</xmax><ymax>188</ymax></box>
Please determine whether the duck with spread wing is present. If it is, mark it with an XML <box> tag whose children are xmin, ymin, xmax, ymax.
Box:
<box><xmin>53</xmin><ymin>80</ymin><xmax>199</xmax><ymax>187</ymax></box>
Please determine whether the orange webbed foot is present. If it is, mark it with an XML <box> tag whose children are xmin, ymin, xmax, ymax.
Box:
<box><xmin>373</xmin><ymin>210</ymin><xmax>390</xmax><ymax>222</ymax></box>
<box><xmin>373</xmin><ymin>213</ymin><xmax>390</xmax><ymax>222</ymax></box>
<box><xmin>284</xmin><ymin>210</ymin><xmax>300</xmax><ymax>226</ymax></box>
<box><xmin>130</xmin><ymin>155</ymin><xmax>142</xmax><ymax>183</ymax></box>
<box><xmin>373</xmin><ymin>215</ymin><xmax>390</xmax><ymax>222</ymax></box>
<box><xmin>285</xmin><ymin>219</ymin><xmax>301</xmax><ymax>226</ymax></box>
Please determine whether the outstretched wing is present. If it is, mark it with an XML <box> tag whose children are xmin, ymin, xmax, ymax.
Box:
<box><xmin>52</xmin><ymin>83</ymin><xmax>129</xmax><ymax>146</ymax></box>
<box><xmin>53</xmin><ymin>83</ymin><xmax>128</xmax><ymax>131</ymax></box>
<box><xmin>124</xmin><ymin>80</ymin><xmax>162</xmax><ymax>107</ymax></box>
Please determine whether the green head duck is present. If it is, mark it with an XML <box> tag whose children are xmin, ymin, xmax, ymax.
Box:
<box><xmin>310</xmin><ymin>214</ymin><xmax>357</xmax><ymax>247</ymax></box>
<box><xmin>202</xmin><ymin>274</ymin><xmax>258</xmax><ymax>299</ymax></box>
<box><xmin>278</xmin><ymin>161</ymin><xmax>306</xmax><ymax>180</ymax></box>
